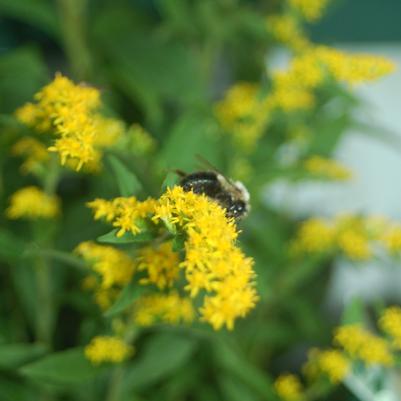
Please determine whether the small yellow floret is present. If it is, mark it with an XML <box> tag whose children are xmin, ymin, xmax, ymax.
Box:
<box><xmin>304</xmin><ymin>156</ymin><xmax>352</xmax><ymax>181</ymax></box>
<box><xmin>379</xmin><ymin>306</ymin><xmax>401</xmax><ymax>348</ymax></box>
<box><xmin>288</xmin><ymin>0</ymin><xmax>330</xmax><ymax>22</ymax></box>
<box><xmin>274</xmin><ymin>374</ymin><xmax>303</xmax><ymax>401</ymax></box>
<box><xmin>84</xmin><ymin>336</ymin><xmax>133</xmax><ymax>365</ymax></box>
<box><xmin>6</xmin><ymin>186</ymin><xmax>60</xmax><ymax>220</ymax></box>
<box><xmin>335</xmin><ymin>324</ymin><xmax>394</xmax><ymax>366</ymax></box>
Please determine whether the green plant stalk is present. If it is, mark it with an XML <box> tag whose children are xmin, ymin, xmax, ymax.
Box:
<box><xmin>57</xmin><ymin>0</ymin><xmax>92</xmax><ymax>80</ymax></box>
<box><xmin>33</xmin><ymin>156</ymin><xmax>61</xmax><ymax>346</ymax></box>
<box><xmin>106</xmin><ymin>326</ymin><xmax>140</xmax><ymax>401</ymax></box>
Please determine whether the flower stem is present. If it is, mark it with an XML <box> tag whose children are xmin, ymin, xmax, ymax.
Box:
<box><xmin>57</xmin><ymin>0</ymin><xmax>92</xmax><ymax>80</ymax></box>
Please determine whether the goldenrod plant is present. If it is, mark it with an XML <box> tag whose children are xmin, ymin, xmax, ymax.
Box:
<box><xmin>0</xmin><ymin>0</ymin><xmax>399</xmax><ymax>400</ymax></box>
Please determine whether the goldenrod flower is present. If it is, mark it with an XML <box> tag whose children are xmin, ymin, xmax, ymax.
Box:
<box><xmin>214</xmin><ymin>82</ymin><xmax>272</xmax><ymax>151</ymax></box>
<box><xmin>85</xmin><ymin>186</ymin><xmax>258</xmax><ymax>330</ymax></box>
<box><xmin>304</xmin><ymin>156</ymin><xmax>352</xmax><ymax>181</ymax></box>
<box><xmin>133</xmin><ymin>292</ymin><xmax>195</xmax><ymax>326</ymax></box>
<box><xmin>335</xmin><ymin>324</ymin><xmax>394</xmax><ymax>366</ymax></box>
<box><xmin>288</xmin><ymin>0</ymin><xmax>330</xmax><ymax>22</ymax></box>
<box><xmin>6</xmin><ymin>186</ymin><xmax>60</xmax><ymax>220</ymax></box>
<box><xmin>15</xmin><ymin>74</ymin><xmax>125</xmax><ymax>172</ymax></box>
<box><xmin>274</xmin><ymin>374</ymin><xmax>303</xmax><ymax>401</ymax></box>
<box><xmin>292</xmin><ymin>218</ymin><xmax>335</xmax><ymax>253</ymax></box>
<box><xmin>75</xmin><ymin>241</ymin><xmax>135</xmax><ymax>289</ymax></box>
<box><xmin>84</xmin><ymin>336</ymin><xmax>133</xmax><ymax>365</ymax></box>
<box><xmin>87</xmin><ymin>197</ymin><xmax>156</xmax><ymax>237</ymax></box>
<box><xmin>337</xmin><ymin>230</ymin><xmax>372</xmax><ymax>260</ymax></box>
<box><xmin>12</xmin><ymin>137</ymin><xmax>50</xmax><ymax>174</ymax></box>
<box><xmin>314</xmin><ymin>349</ymin><xmax>350</xmax><ymax>383</ymax></box>
<box><xmin>267</xmin><ymin>14</ymin><xmax>310</xmax><ymax>51</ymax></box>
<box><xmin>379</xmin><ymin>306</ymin><xmax>401</xmax><ymax>348</ymax></box>
<box><xmin>137</xmin><ymin>241</ymin><xmax>180</xmax><ymax>289</ymax></box>
<box><xmin>381</xmin><ymin>225</ymin><xmax>401</xmax><ymax>253</ymax></box>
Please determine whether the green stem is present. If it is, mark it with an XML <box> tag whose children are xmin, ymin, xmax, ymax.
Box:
<box><xmin>34</xmin><ymin>255</ymin><xmax>53</xmax><ymax>344</ymax></box>
<box><xmin>106</xmin><ymin>366</ymin><xmax>125</xmax><ymax>401</ymax></box>
<box><xmin>29</xmin><ymin>248</ymin><xmax>87</xmax><ymax>270</ymax></box>
<box><xmin>57</xmin><ymin>0</ymin><xmax>92</xmax><ymax>80</ymax></box>
<box><xmin>105</xmin><ymin>327</ymin><xmax>139</xmax><ymax>401</ymax></box>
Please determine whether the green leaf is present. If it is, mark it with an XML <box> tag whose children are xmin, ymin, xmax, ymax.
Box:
<box><xmin>104</xmin><ymin>281</ymin><xmax>145</xmax><ymax>317</ymax></box>
<box><xmin>161</xmin><ymin>171</ymin><xmax>180</xmax><ymax>192</ymax></box>
<box><xmin>0</xmin><ymin>343</ymin><xmax>48</xmax><ymax>369</ymax></box>
<box><xmin>159</xmin><ymin>112</ymin><xmax>220</xmax><ymax>171</ymax></box>
<box><xmin>172</xmin><ymin>234</ymin><xmax>186</xmax><ymax>252</ymax></box>
<box><xmin>97</xmin><ymin>229</ymin><xmax>153</xmax><ymax>244</ymax></box>
<box><xmin>342</xmin><ymin>297</ymin><xmax>365</xmax><ymax>325</ymax></box>
<box><xmin>0</xmin><ymin>48</ymin><xmax>48</xmax><ymax>114</ymax></box>
<box><xmin>0</xmin><ymin>0</ymin><xmax>59</xmax><ymax>38</ymax></box>
<box><xmin>20</xmin><ymin>348</ymin><xmax>102</xmax><ymax>384</ymax></box>
<box><xmin>108</xmin><ymin>155</ymin><xmax>142</xmax><ymax>196</ymax></box>
<box><xmin>0</xmin><ymin>229</ymin><xmax>27</xmax><ymax>262</ymax></box>
<box><xmin>213</xmin><ymin>339</ymin><xmax>278</xmax><ymax>401</ymax></box>
<box><xmin>122</xmin><ymin>333</ymin><xmax>197</xmax><ymax>393</ymax></box>
<box><xmin>218</xmin><ymin>373</ymin><xmax>261</xmax><ymax>401</ymax></box>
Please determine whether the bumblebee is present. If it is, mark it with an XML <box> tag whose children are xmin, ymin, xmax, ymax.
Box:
<box><xmin>178</xmin><ymin>170</ymin><xmax>250</xmax><ymax>220</ymax></box>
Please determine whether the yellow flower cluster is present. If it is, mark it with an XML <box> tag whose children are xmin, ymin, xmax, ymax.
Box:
<box><xmin>133</xmin><ymin>292</ymin><xmax>195</xmax><ymax>326</ymax></box>
<box><xmin>215</xmin><ymin>47</ymin><xmax>393</xmax><ymax>151</ymax></box>
<box><xmin>304</xmin><ymin>348</ymin><xmax>350</xmax><ymax>383</ymax></box>
<box><xmin>87</xmin><ymin>197</ymin><xmax>156</xmax><ymax>237</ymax></box>
<box><xmin>86</xmin><ymin>186</ymin><xmax>258</xmax><ymax>330</ymax></box>
<box><xmin>335</xmin><ymin>324</ymin><xmax>394</xmax><ymax>366</ymax></box>
<box><xmin>137</xmin><ymin>241</ymin><xmax>180</xmax><ymax>289</ymax></box>
<box><xmin>276</xmin><ymin>47</ymin><xmax>395</xmax><ymax>89</ymax></box>
<box><xmin>84</xmin><ymin>336</ymin><xmax>133</xmax><ymax>365</ymax></box>
<box><xmin>267</xmin><ymin>14</ymin><xmax>310</xmax><ymax>51</ymax></box>
<box><xmin>379</xmin><ymin>306</ymin><xmax>401</xmax><ymax>348</ymax></box>
<box><xmin>6</xmin><ymin>186</ymin><xmax>60</xmax><ymax>220</ymax></box>
<box><xmin>15</xmin><ymin>74</ymin><xmax>124</xmax><ymax>171</ymax></box>
<box><xmin>12</xmin><ymin>137</ymin><xmax>49</xmax><ymax>174</ymax></box>
<box><xmin>214</xmin><ymin>82</ymin><xmax>271</xmax><ymax>151</ymax></box>
<box><xmin>303</xmin><ymin>156</ymin><xmax>352</xmax><ymax>181</ymax></box>
<box><xmin>292</xmin><ymin>214</ymin><xmax>387</xmax><ymax>260</ymax></box>
<box><xmin>381</xmin><ymin>225</ymin><xmax>401</xmax><ymax>253</ymax></box>
<box><xmin>75</xmin><ymin>241</ymin><xmax>135</xmax><ymax>289</ymax></box>
<box><xmin>288</xmin><ymin>0</ymin><xmax>330</xmax><ymax>21</ymax></box>
<box><xmin>291</xmin><ymin>218</ymin><xmax>336</xmax><ymax>253</ymax></box>
<box><xmin>274</xmin><ymin>374</ymin><xmax>303</xmax><ymax>401</ymax></box>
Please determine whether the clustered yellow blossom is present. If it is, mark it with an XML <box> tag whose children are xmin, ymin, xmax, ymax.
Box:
<box><xmin>75</xmin><ymin>241</ymin><xmax>135</xmax><ymax>290</ymax></box>
<box><xmin>335</xmin><ymin>324</ymin><xmax>394</xmax><ymax>366</ymax></box>
<box><xmin>267</xmin><ymin>14</ymin><xmax>310</xmax><ymax>51</ymax></box>
<box><xmin>303</xmin><ymin>156</ymin><xmax>352</xmax><ymax>181</ymax></box>
<box><xmin>215</xmin><ymin>48</ymin><xmax>393</xmax><ymax>151</ymax></box>
<box><xmin>15</xmin><ymin>74</ymin><xmax>124</xmax><ymax>171</ymax></box>
<box><xmin>214</xmin><ymin>82</ymin><xmax>271</xmax><ymax>151</ymax></box>
<box><xmin>291</xmin><ymin>214</ymin><xmax>393</xmax><ymax>260</ymax></box>
<box><xmin>274</xmin><ymin>374</ymin><xmax>303</xmax><ymax>401</ymax></box>
<box><xmin>288</xmin><ymin>0</ymin><xmax>330</xmax><ymax>21</ymax></box>
<box><xmin>84</xmin><ymin>336</ymin><xmax>133</xmax><ymax>365</ymax></box>
<box><xmin>380</xmin><ymin>225</ymin><xmax>401</xmax><ymax>253</ymax></box>
<box><xmin>12</xmin><ymin>137</ymin><xmax>50</xmax><ymax>174</ymax></box>
<box><xmin>303</xmin><ymin>348</ymin><xmax>350</xmax><ymax>383</ymax></box>
<box><xmin>291</xmin><ymin>218</ymin><xmax>336</xmax><ymax>254</ymax></box>
<box><xmin>133</xmin><ymin>292</ymin><xmax>195</xmax><ymax>326</ymax></box>
<box><xmin>6</xmin><ymin>186</ymin><xmax>60</xmax><ymax>220</ymax></box>
<box><xmin>379</xmin><ymin>306</ymin><xmax>401</xmax><ymax>348</ymax></box>
<box><xmin>87</xmin><ymin>197</ymin><xmax>156</xmax><ymax>237</ymax></box>
<box><xmin>85</xmin><ymin>186</ymin><xmax>258</xmax><ymax>330</ymax></box>
<box><xmin>137</xmin><ymin>241</ymin><xmax>180</xmax><ymax>289</ymax></box>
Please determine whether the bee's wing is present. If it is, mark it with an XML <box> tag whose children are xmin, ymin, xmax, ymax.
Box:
<box><xmin>195</xmin><ymin>154</ymin><xmax>236</xmax><ymax>185</ymax></box>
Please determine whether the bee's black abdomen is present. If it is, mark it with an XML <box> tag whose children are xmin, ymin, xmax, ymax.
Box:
<box><xmin>179</xmin><ymin>171</ymin><xmax>221</xmax><ymax>198</ymax></box>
